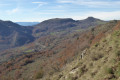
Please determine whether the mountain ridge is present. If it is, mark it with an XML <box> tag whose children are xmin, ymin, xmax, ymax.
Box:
<box><xmin>33</xmin><ymin>17</ymin><xmax>105</xmax><ymax>37</ymax></box>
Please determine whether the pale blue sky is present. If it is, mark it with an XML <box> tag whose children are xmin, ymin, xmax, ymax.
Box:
<box><xmin>0</xmin><ymin>0</ymin><xmax>120</xmax><ymax>22</ymax></box>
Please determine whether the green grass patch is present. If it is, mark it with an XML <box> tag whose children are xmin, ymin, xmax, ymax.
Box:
<box><xmin>105</xmin><ymin>67</ymin><xmax>114</xmax><ymax>74</ymax></box>
<box><xmin>24</xmin><ymin>50</ymin><xmax>33</xmax><ymax>53</ymax></box>
<box><xmin>113</xmin><ymin>31</ymin><xmax>120</xmax><ymax>36</ymax></box>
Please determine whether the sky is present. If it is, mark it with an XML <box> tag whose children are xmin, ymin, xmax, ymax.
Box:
<box><xmin>0</xmin><ymin>0</ymin><xmax>120</xmax><ymax>22</ymax></box>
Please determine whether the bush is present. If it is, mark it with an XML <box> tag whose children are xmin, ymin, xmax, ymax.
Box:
<box><xmin>115</xmin><ymin>70</ymin><xmax>120</xmax><ymax>77</ymax></box>
<box><xmin>115</xmin><ymin>64</ymin><xmax>120</xmax><ymax>77</ymax></box>
<box><xmin>35</xmin><ymin>69</ymin><xmax>44</xmax><ymax>79</ymax></box>
<box><xmin>106</xmin><ymin>68</ymin><xmax>113</xmax><ymax>74</ymax></box>
<box><xmin>21</xmin><ymin>58</ymin><xmax>34</xmax><ymax>66</ymax></box>
<box><xmin>102</xmin><ymin>39</ymin><xmax>107</xmax><ymax>42</ymax></box>
<box><xmin>115</xmin><ymin>50</ymin><xmax>120</xmax><ymax>57</ymax></box>
<box><xmin>113</xmin><ymin>31</ymin><xmax>120</xmax><ymax>36</ymax></box>
<box><xmin>67</xmin><ymin>74</ymin><xmax>73</xmax><ymax>80</ymax></box>
<box><xmin>94</xmin><ymin>43</ymin><xmax>99</xmax><ymax>47</ymax></box>
<box><xmin>79</xmin><ymin>68</ymin><xmax>84</xmax><ymax>76</ymax></box>
<box><xmin>91</xmin><ymin>54</ymin><xmax>103</xmax><ymax>61</ymax></box>
<box><xmin>67</xmin><ymin>74</ymin><xmax>77</xmax><ymax>80</ymax></box>
<box><xmin>91</xmin><ymin>71</ymin><xmax>97</xmax><ymax>77</ymax></box>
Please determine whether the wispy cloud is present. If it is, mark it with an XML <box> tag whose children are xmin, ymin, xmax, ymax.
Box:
<box><xmin>6</xmin><ymin>8</ymin><xmax>20</xmax><ymax>14</ymax></box>
<box><xmin>32</xmin><ymin>1</ymin><xmax>47</xmax><ymax>7</ymax></box>
<box><xmin>57</xmin><ymin>0</ymin><xmax>120</xmax><ymax>7</ymax></box>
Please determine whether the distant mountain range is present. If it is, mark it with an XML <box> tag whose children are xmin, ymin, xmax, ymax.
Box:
<box><xmin>0</xmin><ymin>17</ymin><xmax>105</xmax><ymax>52</ymax></box>
<box><xmin>33</xmin><ymin>17</ymin><xmax>105</xmax><ymax>37</ymax></box>
<box><xmin>16</xmin><ymin>22</ymin><xmax>40</xmax><ymax>26</ymax></box>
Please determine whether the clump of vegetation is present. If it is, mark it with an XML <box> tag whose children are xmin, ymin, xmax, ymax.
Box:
<box><xmin>111</xmin><ymin>59</ymin><xmax>116</xmax><ymax>64</ymax></box>
<box><xmin>91</xmin><ymin>71</ymin><xmax>97</xmax><ymax>77</ymax></box>
<box><xmin>114</xmin><ymin>63</ymin><xmax>120</xmax><ymax>77</ymax></box>
<box><xmin>66</xmin><ymin>74</ymin><xmax>73</xmax><ymax>80</ymax></box>
<box><xmin>115</xmin><ymin>50</ymin><xmax>120</xmax><ymax>57</ymax></box>
<box><xmin>115</xmin><ymin>68</ymin><xmax>120</xmax><ymax>77</ymax></box>
<box><xmin>21</xmin><ymin>58</ymin><xmax>34</xmax><ymax>66</ymax></box>
<box><xmin>105</xmin><ymin>67</ymin><xmax>114</xmax><ymax>74</ymax></box>
<box><xmin>78</xmin><ymin>68</ymin><xmax>84</xmax><ymax>76</ymax></box>
<box><xmin>91</xmin><ymin>53</ymin><xmax>103</xmax><ymax>61</ymax></box>
<box><xmin>113</xmin><ymin>31</ymin><xmax>120</xmax><ymax>36</ymax></box>
<box><xmin>35</xmin><ymin>68</ymin><xmax>44</xmax><ymax>79</ymax></box>
<box><xmin>102</xmin><ymin>39</ymin><xmax>107</xmax><ymax>42</ymax></box>
<box><xmin>67</xmin><ymin>74</ymin><xmax>77</xmax><ymax>80</ymax></box>
<box><xmin>94</xmin><ymin>42</ymin><xmax>99</xmax><ymax>47</ymax></box>
<box><xmin>89</xmin><ymin>62</ymin><xmax>93</xmax><ymax>67</ymax></box>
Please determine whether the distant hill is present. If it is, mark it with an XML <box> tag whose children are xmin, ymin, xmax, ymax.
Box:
<box><xmin>0</xmin><ymin>20</ymin><xmax>35</xmax><ymax>51</ymax></box>
<box><xmin>33</xmin><ymin>17</ymin><xmax>105</xmax><ymax>37</ymax></box>
<box><xmin>16</xmin><ymin>22</ymin><xmax>40</xmax><ymax>26</ymax></box>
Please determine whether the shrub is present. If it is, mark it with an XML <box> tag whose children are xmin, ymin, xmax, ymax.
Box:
<box><xmin>89</xmin><ymin>62</ymin><xmax>93</xmax><ymax>67</ymax></box>
<box><xmin>115</xmin><ymin>50</ymin><xmax>120</xmax><ymax>57</ymax></box>
<box><xmin>115</xmin><ymin>70</ymin><xmax>120</xmax><ymax>77</ymax></box>
<box><xmin>79</xmin><ymin>68</ymin><xmax>84</xmax><ymax>76</ymax></box>
<box><xmin>91</xmin><ymin>54</ymin><xmax>103</xmax><ymax>61</ymax></box>
<box><xmin>113</xmin><ymin>31</ymin><xmax>120</xmax><ymax>36</ymax></box>
<box><xmin>67</xmin><ymin>74</ymin><xmax>73</xmax><ymax>80</ymax></box>
<box><xmin>102</xmin><ymin>39</ymin><xmax>107</xmax><ymax>42</ymax></box>
<box><xmin>115</xmin><ymin>64</ymin><xmax>120</xmax><ymax>77</ymax></box>
<box><xmin>94</xmin><ymin>43</ymin><xmax>99</xmax><ymax>47</ymax></box>
<box><xmin>67</xmin><ymin>74</ymin><xmax>77</xmax><ymax>80</ymax></box>
<box><xmin>91</xmin><ymin>71</ymin><xmax>97</xmax><ymax>77</ymax></box>
<box><xmin>111</xmin><ymin>59</ymin><xmax>116</xmax><ymax>64</ymax></box>
<box><xmin>106</xmin><ymin>68</ymin><xmax>113</xmax><ymax>74</ymax></box>
<box><xmin>21</xmin><ymin>58</ymin><xmax>34</xmax><ymax>66</ymax></box>
<box><xmin>35</xmin><ymin>69</ymin><xmax>44</xmax><ymax>79</ymax></box>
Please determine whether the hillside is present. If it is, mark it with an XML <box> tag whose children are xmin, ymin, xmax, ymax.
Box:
<box><xmin>0</xmin><ymin>19</ymin><xmax>117</xmax><ymax>80</ymax></box>
<box><xmin>0</xmin><ymin>20</ymin><xmax>35</xmax><ymax>51</ymax></box>
<box><xmin>0</xmin><ymin>0</ymin><xmax>119</xmax><ymax>80</ymax></box>
<box><xmin>49</xmin><ymin>20</ymin><xmax>120</xmax><ymax>80</ymax></box>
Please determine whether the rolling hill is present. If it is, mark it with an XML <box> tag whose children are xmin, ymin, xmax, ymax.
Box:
<box><xmin>0</xmin><ymin>17</ymin><xmax>110</xmax><ymax>80</ymax></box>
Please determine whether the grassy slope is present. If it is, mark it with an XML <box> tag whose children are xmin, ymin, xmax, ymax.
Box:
<box><xmin>49</xmin><ymin>21</ymin><xmax>120</xmax><ymax>80</ymax></box>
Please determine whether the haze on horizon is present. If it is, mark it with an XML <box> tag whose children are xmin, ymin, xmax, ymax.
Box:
<box><xmin>0</xmin><ymin>0</ymin><xmax>120</xmax><ymax>22</ymax></box>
